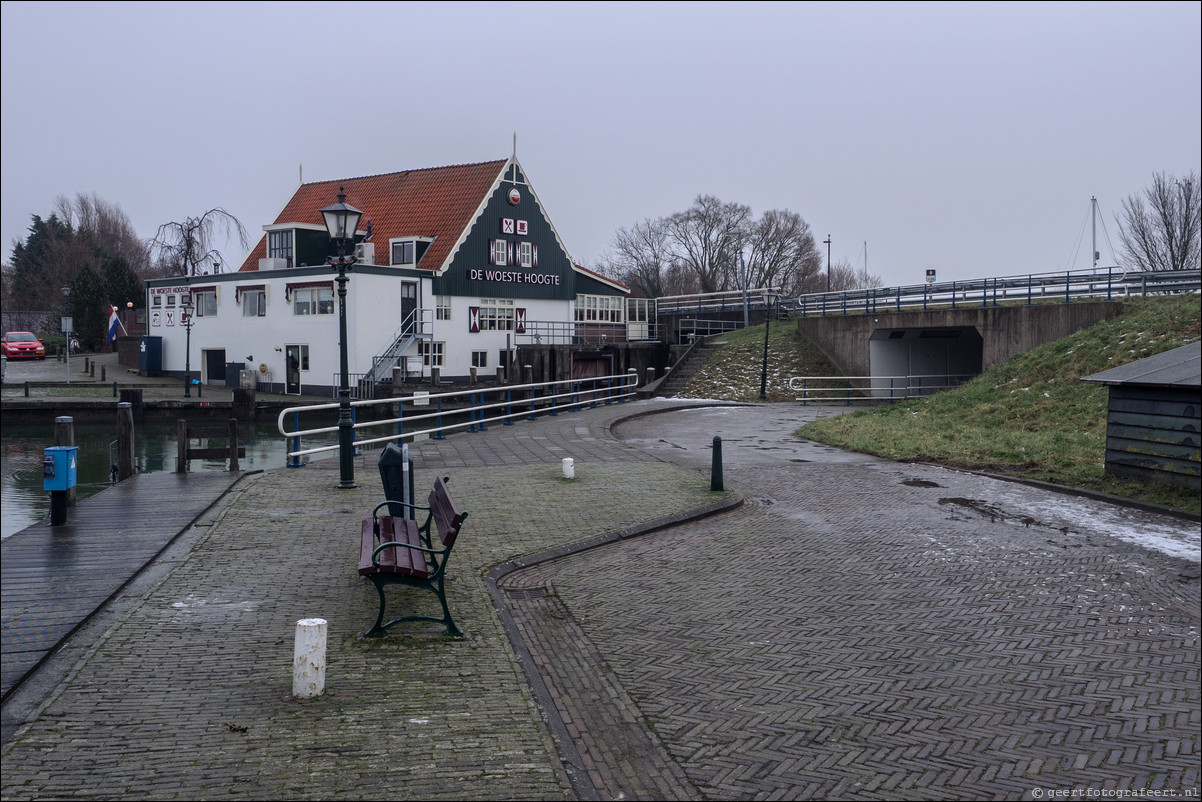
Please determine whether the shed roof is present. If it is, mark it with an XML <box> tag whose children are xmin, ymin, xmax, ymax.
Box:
<box><xmin>1082</xmin><ymin>341</ymin><xmax>1201</xmax><ymax>388</ymax></box>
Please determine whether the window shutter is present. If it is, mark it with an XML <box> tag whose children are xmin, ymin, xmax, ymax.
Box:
<box><xmin>507</xmin><ymin>241</ymin><xmax>515</xmax><ymax>266</ymax></box>
<box><xmin>516</xmin><ymin>308</ymin><xmax>526</xmax><ymax>334</ymax></box>
<box><xmin>533</xmin><ymin>245</ymin><xmax>538</xmax><ymax>268</ymax></box>
<box><xmin>468</xmin><ymin>306</ymin><xmax>480</xmax><ymax>333</ymax></box>
<box><xmin>488</xmin><ymin>240</ymin><xmax>496</xmax><ymax>265</ymax></box>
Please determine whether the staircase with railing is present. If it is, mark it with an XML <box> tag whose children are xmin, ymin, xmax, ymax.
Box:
<box><xmin>362</xmin><ymin>308</ymin><xmax>434</xmax><ymax>389</ymax></box>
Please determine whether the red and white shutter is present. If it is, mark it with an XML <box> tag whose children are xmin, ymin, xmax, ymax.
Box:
<box><xmin>468</xmin><ymin>306</ymin><xmax>480</xmax><ymax>333</ymax></box>
<box><xmin>515</xmin><ymin>308</ymin><xmax>526</xmax><ymax>334</ymax></box>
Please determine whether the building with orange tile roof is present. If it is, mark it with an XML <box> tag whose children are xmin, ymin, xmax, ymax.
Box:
<box><xmin>144</xmin><ymin>156</ymin><xmax>631</xmax><ymax>395</ymax></box>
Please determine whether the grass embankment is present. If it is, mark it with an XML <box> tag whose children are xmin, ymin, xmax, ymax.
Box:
<box><xmin>682</xmin><ymin>296</ymin><xmax>1201</xmax><ymax>514</ymax></box>
<box><xmin>680</xmin><ymin>324</ymin><xmax>846</xmax><ymax>402</ymax></box>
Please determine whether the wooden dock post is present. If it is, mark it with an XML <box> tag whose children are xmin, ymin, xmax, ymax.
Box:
<box><xmin>117</xmin><ymin>402</ymin><xmax>135</xmax><ymax>481</ymax></box>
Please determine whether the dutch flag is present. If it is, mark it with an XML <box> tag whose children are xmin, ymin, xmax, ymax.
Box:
<box><xmin>107</xmin><ymin>306</ymin><xmax>121</xmax><ymax>342</ymax></box>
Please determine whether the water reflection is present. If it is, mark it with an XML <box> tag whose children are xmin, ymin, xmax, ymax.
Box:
<box><xmin>1</xmin><ymin>419</ymin><xmax>341</xmax><ymax>539</ymax></box>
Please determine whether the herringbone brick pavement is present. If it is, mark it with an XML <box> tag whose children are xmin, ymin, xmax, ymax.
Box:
<box><xmin>500</xmin><ymin>409</ymin><xmax>1200</xmax><ymax>800</ymax></box>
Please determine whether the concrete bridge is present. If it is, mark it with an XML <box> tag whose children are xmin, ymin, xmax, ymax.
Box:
<box><xmin>794</xmin><ymin>300</ymin><xmax>1125</xmax><ymax>383</ymax></box>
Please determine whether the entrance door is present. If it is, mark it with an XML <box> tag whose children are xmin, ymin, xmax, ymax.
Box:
<box><xmin>400</xmin><ymin>282</ymin><xmax>418</xmax><ymax>335</ymax></box>
<box><xmin>285</xmin><ymin>345</ymin><xmax>302</xmax><ymax>394</ymax></box>
<box><xmin>203</xmin><ymin>349</ymin><xmax>226</xmax><ymax>385</ymax></box>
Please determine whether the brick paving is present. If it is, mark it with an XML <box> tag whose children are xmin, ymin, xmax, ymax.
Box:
<box><xmin>2</xmin><ymin>400</ymin><xmax>1198</xmax><ymax>801</ymax></box>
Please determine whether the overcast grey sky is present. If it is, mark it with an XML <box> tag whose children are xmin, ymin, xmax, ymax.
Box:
<box><xmin>2</xmin><ymin>1</ymin><xmax>1199</xmax><ymax>290</ymax></box>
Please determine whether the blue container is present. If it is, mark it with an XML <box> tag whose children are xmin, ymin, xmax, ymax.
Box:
<box><xmin>43</xmin><ymin>446</ymin><xmax>79</xmax><ymax>491</ymax></box>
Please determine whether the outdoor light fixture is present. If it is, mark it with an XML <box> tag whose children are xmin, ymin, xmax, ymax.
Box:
<box><xmin>759</xmin><ymin>293</ymin><xmax>780</xmax><ymax>401</ymax></box>
<box><xmin>181</xmin><ymin>295</ymin><xmax>195</xmax><ymax>398</ymax></box>
<box><xmin>824</xmin><ymin>235</ymin><xmax>832</xmax><ymax>293</ymax></box>
<box><xmin>321</xmin><ymin>187</ymin><xmax>364</xmax><ymax>489</ymax></box>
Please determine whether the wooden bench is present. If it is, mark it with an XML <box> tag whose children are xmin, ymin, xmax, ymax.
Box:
<box><xmin>358</xmin><ymin>476</ymin><xmax>468</xmax><ymax>637</ymax></box>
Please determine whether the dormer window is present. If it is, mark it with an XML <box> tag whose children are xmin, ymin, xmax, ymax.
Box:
<box><xmin>392</xmin><ymin>240</ymin><xmax>415</xmax><ymax>265</ymax></box>
<box><xmin>390</xmin><ymin>237</ymin><xmax>432</xmax><ymax>267</ymax></box>
<box><xmin>267</xmin><ymin>230</ymin><xmax>294</xmax><ymax>268</ymax></box>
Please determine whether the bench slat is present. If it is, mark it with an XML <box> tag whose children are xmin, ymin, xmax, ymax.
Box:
<box><xmin>359</xmin><ymin>517</ymin><xmax>429</xmax><ymax>579</ymax></box>
<box><xmin>428</xmin><ymin>477</ymin><xmax>463</xmax><ymax>547</ymax></box>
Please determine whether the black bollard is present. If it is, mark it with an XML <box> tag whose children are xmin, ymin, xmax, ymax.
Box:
<box><xmin>710</xmin><ymin>436</ymin><xmax>724</xmax><ymax>491</ymax></box>
<box><xmin>50</xmin><ymin>490</ymin><xmax>68</xmax><ymax>526</ymax></box>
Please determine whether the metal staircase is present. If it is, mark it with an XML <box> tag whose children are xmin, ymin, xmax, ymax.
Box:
<box><xmin>363</xmin><ymin>309</ymin><xmax>433</xmax><ymax>387</ymax></box>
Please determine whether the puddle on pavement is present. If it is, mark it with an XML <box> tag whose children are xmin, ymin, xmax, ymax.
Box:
<box><xmin>939</xmin><ymin>497</ymin><xmax>1041</xmax><ymax>528</ymax></box>
<box><xmin>904</xmin><ymin>479</ymin><xmax>942</xmax><ymax>488</ymax></box>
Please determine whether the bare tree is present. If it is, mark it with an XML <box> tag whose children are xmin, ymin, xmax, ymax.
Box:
<box><xmin>53</xmin><ymin>193</ymin><xmax>151</xmax><ymax>277</ymax></box>
<box><xmin>151</xmin><ymin>208</ymin><xmax>249</xmax><ymax>277</ymax></box>
<box><xmin>664</xmin><ymin>195</ymin><xmax>752</xmax><ymax>293</ymax></box>
<box><xmin>1117</xmin><ymin>171</ymin><xmax>1200</xmax><ymax>272</ymax></box>
<box><xmin>743</xmin><ymin>209</ymin><xmax>822</xmax><ymax>296</ymax></box>
<box><xmin>604</xmin><ymin>218</ymin><xmax>675</xmax><ymax>297</ymax></box>
<box><xmin>816</xmin><ymin>258</ymin><xmax>884</xmax><ymax>293</ymax></box>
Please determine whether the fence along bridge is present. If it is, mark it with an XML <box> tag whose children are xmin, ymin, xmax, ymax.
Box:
<box><xmin>655</xmin><ymin>266</ymin><xmax>1200</xmax><ymax>396</ymax></box>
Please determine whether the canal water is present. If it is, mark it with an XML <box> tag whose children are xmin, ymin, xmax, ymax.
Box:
<box><xmin>1</xmin><ymin>419</ymin><xmax>343</xmax><ymax>539</ymax></box>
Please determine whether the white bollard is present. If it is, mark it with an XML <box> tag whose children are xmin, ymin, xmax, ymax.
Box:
<box><xmin>292</xmin><ymin>618</ymin><xmax>327</xmax><ymax>699</ymax></box>
<box><xmin>562</xmin><ymin>457</ymin><xmax>575</xmax><ymax>479</ymax></box>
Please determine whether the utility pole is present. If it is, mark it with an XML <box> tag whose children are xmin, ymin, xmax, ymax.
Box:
<box><xmin>823</xmin><ymin>235</ymin><xmax>832</xmax><ymax>292</ymax></box>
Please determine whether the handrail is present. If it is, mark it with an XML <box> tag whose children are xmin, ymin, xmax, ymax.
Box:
<box><xmin>278</xmin><ymin>370</ymin><xmax>640</xmax><ymax>459</ymax></box>
<box><xmin>788</xmin><ymin>373</ymin><xmax>978</xmax><ymax>404</ymax></box>
<box><xmin>652</xmin><ymin>268</ymin><xmax>1199</xmax><ymax>322</ymax></box>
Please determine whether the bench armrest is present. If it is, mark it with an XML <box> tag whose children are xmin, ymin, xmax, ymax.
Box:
<box><xmin>373</xmin><ymin>539</ymin><xmax>446</xmax><ymax>561</ymax></box>
<box><xmin>372</xmin><ymin>499</ymin><xmax>431</xmax><ymax>520</ymax></box>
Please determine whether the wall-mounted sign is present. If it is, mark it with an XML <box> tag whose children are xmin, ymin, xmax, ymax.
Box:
<box><xmin>501</xmin><ymin>218</ymin><xmax>515</xmax><ymax>234</ymax></box>
<box><xmin>507</xmin><ymin>187</ymin><xmax>521</xmax><ymax>205</ymax></box>
<box><xmin>468</xmin><ymin>268</ymin><xmax>560</xmax><ymax>286</ymax></box>
<box><xmin>926</xmin><ymin>269</ymin><xmax>936</xmax><ymax>283</ymax></box>
<box><xmin>516</xmin><ymin>219</ymin><xmax>528</xmax><ymax>236</ymax></box>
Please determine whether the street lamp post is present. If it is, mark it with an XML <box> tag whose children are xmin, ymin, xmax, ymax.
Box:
<box><xmin>823</xmin><ymin>235</ymin><xmax>832</xmax><ymax>293</ymax></box>
<box><xmin>759</xmin><ymin>293</ymin><xmax>780</xmax><ymax>401</ymax></box>
<box><xmin>181</xmin><ymin>296</ymin><xmax>194</xmax><ymax>397</ymax></box>
<box><xmin>320</xmin><ymin>187</ymin><xmax>364</xmax><ymax>490</ymax></box>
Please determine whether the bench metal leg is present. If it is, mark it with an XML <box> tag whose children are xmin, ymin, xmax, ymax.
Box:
<box><xmin>364</xmin><ymin>577</ymin><xmax>462</xmax><ymax>638</ymax></box>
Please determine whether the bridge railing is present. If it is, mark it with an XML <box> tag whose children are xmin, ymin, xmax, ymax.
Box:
<box><xmin>277</xmin><ymin>371</ymin><xmax>640</xmax><ymax>462</ymax></box>
<box><xmin>653</xmin><ymin>268</ymin><xmax>1200</xmax><ymax>323</ymax></box>
<box><xmin>788</xmin><ymin>374</ymin><xmax>979</xmax><ymax>405</ymax></box>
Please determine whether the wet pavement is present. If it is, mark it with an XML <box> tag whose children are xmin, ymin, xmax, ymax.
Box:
<box><xmin>1</xmin><ymin>400</ymin><xmax>1198</xmax><ymax>800</ymax></box>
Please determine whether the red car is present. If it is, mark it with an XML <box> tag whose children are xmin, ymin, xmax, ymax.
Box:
<box><xmin>2</xmin><ymin>331</ymin><xmax>47</xmax><ymax>359</ymax></box>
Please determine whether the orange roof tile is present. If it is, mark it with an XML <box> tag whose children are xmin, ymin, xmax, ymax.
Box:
<box><xmin>238</xmin><ymin>159</ymin><xmax>507</xmax><ymax>272</ymax></box>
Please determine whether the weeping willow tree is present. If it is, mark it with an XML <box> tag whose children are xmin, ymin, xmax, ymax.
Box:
<box><xmin>151</xmin><ymin>208</ymin><xmax>249</xmax><ymax>277</ymax></box>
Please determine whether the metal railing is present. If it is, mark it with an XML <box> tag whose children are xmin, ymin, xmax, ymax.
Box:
<box><xmin>280</xmin><ymin>370</ymin><xmax>641</xmax><ymax>461</ymax></box>
<box><xmin>677</xmin><ymin>318</ymin><xmax>740</xmax><ymax>344</ymax></box>
<box><xmin>655</xmin><ymin>287</ymin><xmax>782</xmax><ymax>316</ymax></box>
<box><xmin>516</xmin><ymin>320</ymin><xmax>659</xmax><ymax>346</ymax></box>
<box><xmin>788</xmin><ymin>373</ymin><xmax>978</xmax><ymax>405</ymax></box>
<box><xmin>652</xmin><ymin>269</ymin><xmax>1199</xmax><ymax>324</ymax></box>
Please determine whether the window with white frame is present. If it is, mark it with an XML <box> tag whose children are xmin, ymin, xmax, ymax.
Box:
<box><xmin>435</xmin><ymin>295</ymin><xmax>451</xmax><ymax>321</ymax></box>
<box><xmin>472</xmin><ymin>350</ymin><xmax>488</xmax><ymax>368</ymax></box>
<box><xmin>193</xmin><ymin>291</ymin><xmax>217</xmax><ymax>317</ymax></box>
<box><xmin>490</xmin><ymin>239</ymin><xmax>509</xmax><ymax>266</ymax></box>
<box><xmin>291</xmin><ymin>344</ymin><xmax>311</xmax><ymax>371</ymax></box>
<box><xmin>391</xmin><ymin>240</ymin><xmax>415</xmax><ymax>266</ymax></box>
<box><xmin>267</xmin><ymin>230</ymin><xmax>293</xmax><ymax>267</ymax></box>
<box><xmin>519</xmin><ymin>241</ymin><xmax>533</xmax><ymax>268</ymax></box>
<box><xmin>166</xmin><ymin>295</ymin><xmax>176</xmax><ymax>307</ymax></box>
<box><xmin>418</xmin><ymin>340</ymin><xmax>444</xmax><ymax>367</ymax></box>
<box><xmin>478</xmin><ymin>298</ymin><xmax>515</xmax><ymax>331</ymax></box>
<box><xmin>293</xmin><ymin>287</ymin><xmax>334</xmax><ymax>316</ymax></box>
<box><xmin>242</xmin><ymin>290</ymin><xmax>266</xmax><ymax>317</ymax></box>
<box><xmin>152</xmin><ymin>295</ymin><xmax>162</xmax><ymax>307</ymax></box>
<box><xmin>575</xmin><ymin>294</ymin><xmax>624</xmax><ymax>323</ymax></box>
